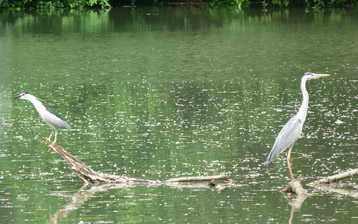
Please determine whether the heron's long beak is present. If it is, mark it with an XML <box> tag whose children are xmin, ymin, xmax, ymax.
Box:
<box><xmin>14</xmin><ymin>94</ymin><xmax>21</xmax><ymax>99</ymax></box>
<box><xmin>316</xmin><ymin>74</ymin><xmax>330</xmax><ymax>78</ymax></box>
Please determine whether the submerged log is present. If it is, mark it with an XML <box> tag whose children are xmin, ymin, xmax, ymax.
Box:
<box><xmin>308</xmin><ymin>168</ymin><xmax>358</xmax><ymax>186</ymax></box>
<box><xmin>310</xmin><ymin>184</ymin><xmax>358</xmax><ymax>198</ymax></box>
<box><xmin>47</xmin><ymin>178</ymin><xmax>234</xmax><ymax>224</ymax></box>
<box><xmin>46</xmin><ymin>142</ymin><xmax>232</xmax><ymax>186</ymax></box>
<box><xmin>283</xmin><ymin>179</ymin><xmax>307</xmax><ymax>196</ymax></box>
<box><xmin>165</xmin><ymin>174</ymin><xmax>232</xmax><ymax>183</ymax></box>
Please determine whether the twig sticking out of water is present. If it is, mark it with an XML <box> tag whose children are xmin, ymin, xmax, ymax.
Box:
<box><xmin>308</xmin><ymin>168</ymin><xmax>358</xmax><ymax>186</ymax></box>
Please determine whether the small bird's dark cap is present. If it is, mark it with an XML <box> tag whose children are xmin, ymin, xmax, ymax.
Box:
<box><xmin>14</xmin><ymin>92</ymin><xmax>30</xmax><ymax>99</ymax></box>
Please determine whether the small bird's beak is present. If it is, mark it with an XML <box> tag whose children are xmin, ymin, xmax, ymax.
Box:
<box><xmin>14</xmin><ymin>94</ymin><xmax>21</xmax><ymax>99</ymax></box>
<box><xmin>316</xmin><ymin>74</ymin><xmax>330</xmax><ymax>78</ymax></box>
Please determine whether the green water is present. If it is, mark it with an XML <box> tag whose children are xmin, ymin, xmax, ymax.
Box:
<box><xmin>1</xmin><ymin>6</ymin><xmax>358</xmax><ymax>223</ymax></box>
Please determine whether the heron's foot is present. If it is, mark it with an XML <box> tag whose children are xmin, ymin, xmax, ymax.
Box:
<box><xmin>50</xmin><ymin>141</ymin><xmax>57</xmax><ymax>147</ymax></box>
<box><xmin>45</xmin><ymin>137</ymin><xmax>52</xmax><ymax>144</ymax></box>
<box><xmin>283</xmin><ymin>178</ymin><xmax>307</xmax><ymax>196</ymax></box>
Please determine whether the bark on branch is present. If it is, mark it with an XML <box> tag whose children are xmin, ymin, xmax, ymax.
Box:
<box><xmin>283</xmin><ymin>179</ymin><xmax>308</xmax><ymax>196</ymax></box>
<box><xmin>47</xmin><ymin>142</ymin><xmax>158</xmax><ymax>185</ymax></box>
<box><xmin>46</xmin><ymin>143</ymin><xmax>232</xmax><ymax>186</ymax></box>
<box><xmin>166</xmin><ymin>174</ymin><xmax>232</xmax><ymax>183</ymax></box>
<box><xmin>308</xmin><ymin>168</ymin><xmax>358</xmax><ymax>186</ymax></box>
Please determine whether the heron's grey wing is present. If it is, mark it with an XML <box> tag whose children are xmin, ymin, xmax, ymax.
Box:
<box><xmin>265</xmin><ymin>115</ymin><xmax>303</xmax><ymax>166</ymax></box>
<box><xmin>45</xmin><ymin>109</ymin><xmax>71</xmax><ymax>129</ymax></box>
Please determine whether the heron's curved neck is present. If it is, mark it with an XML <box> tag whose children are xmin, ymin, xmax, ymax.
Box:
<box><xmin>27</xmin><ymin>96</ymin><xmax>46</xmax><ymax>116</ymax></box>
<box><xmin>297</xmin><ymin>77</ymin><xmax>309</xmax><ymax>122</ymax></box>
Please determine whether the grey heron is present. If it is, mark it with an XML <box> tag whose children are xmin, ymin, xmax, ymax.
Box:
<box><xmin>14</xmin><ymin>92</ymin><xmax>71</xmax><ymax>145</ymax></box>
<box><xmin>265</xmin><ymin>72</ymin><xmax>329</xmax><ymax>180</ymax></box>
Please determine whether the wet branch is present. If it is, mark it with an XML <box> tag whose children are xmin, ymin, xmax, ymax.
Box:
<box><xmin>46</xmin><ymin>142</ymin><xmax>157</xmax><ymax>185</ymax></box>
<box><xmin>166</xmin><ymin>174</ymin><xmax>232</xmax><ymax>183</ymax></box>
<box><xmin>283</xmin><ymin>179</ymin><xmax>307</xmax><ymax>196</ymax></box>
<box><xmin>46</xmin><ymin>143</ymin><xmax>232</xmax><ymax>186</ymax></box>
<box><xmin>308</xmin><ymin>168</ymin><xmax>358</xmax><ymax>186</ymax></box>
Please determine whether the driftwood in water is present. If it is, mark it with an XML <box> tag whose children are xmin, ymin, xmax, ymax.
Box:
<box><xmin>47</xmin><ymin>142</ymin><xmax>158</xmax><ymax>185</ymax></box>
<box><xmin>46</xmin><ymin>143</ymin><xmax>232</xmax><ymax>186</ymax></box>
<box><xmin>283</xmin><ymin>179</ymin><xmax>307</xmax><ymax>196</ymax></box>
<box><xmin>308</xmin><ymin>184</ymin><xmax>358</xmax><ymax>198</ymax></box>
<box><xmin>47</xmin><ymin>178</ymin><xmax>234</xmax><ymax>224</ymax></box>
<box><xmin>166</xmin><ymin>174</ymin><xmax>232</xmax><ymax>183</ymax></box>
<box><xmin>308</xmin><ymin>168</ymin><xmax>358</xmax><ymax>186</ymax></box>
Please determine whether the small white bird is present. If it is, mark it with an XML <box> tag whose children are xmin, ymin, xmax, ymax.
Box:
<box><xmin>14</xmin><ymin>92</ymin><xmax>71</xmax><ymax>145</ymax></box>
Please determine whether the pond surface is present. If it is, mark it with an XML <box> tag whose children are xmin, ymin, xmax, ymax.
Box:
<box><xmin>1</xmin><ymin>6</ymin><xmax>358</xmax><ymax>223</ymax></box>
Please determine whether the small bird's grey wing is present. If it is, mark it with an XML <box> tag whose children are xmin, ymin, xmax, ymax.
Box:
<box><xmin>265</xmin><ymin>116</ymin><xmax>303</xmax><ymax>166</ymax></box>
<box><xmin>45</xmin><ymin>109</ymin><xmax>71</xmax><ymax>129</ymax></box>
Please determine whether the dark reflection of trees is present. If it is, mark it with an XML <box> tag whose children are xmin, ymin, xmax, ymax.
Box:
<box><xmin>108</xmin><ymin>6</ymin><xmax>231</xmax><ymax>32</ymax></box>
<box><xmin>2</xmin><ymin>7</ymin><xmax>358</xmax><ymax>37</ymax></box>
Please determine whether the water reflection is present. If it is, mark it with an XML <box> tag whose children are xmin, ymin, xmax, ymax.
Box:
<box><xmin>47</xmin><ymin>179</ymin><xmax>236</xmax><ymax>224</ymax></box>
<box><xmin>1</xmin><ymin>5</ymin><xmax>358</xmax><ymax>224</ymax></box>
<box><xmin>3</xmin><ymin>76</ymin><xmax>357</xmax><ymax>223</ymax></box>
<box><xmin>283</xmin><ymin>193</ymin><xmax>308</xmax><ymax>224</ymax></box>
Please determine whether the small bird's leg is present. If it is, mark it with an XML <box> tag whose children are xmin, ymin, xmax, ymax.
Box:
<box><xmin>51</xmin><ymin>130</ymin><xmax>58</xmax><ymax>146</ymax></box>
<box><xmin>46</xmin><ymin>129</ymin><xmax>54</xmax><ymax>144</ymax></box>
<box><xmin>287</xmin><ymin>144</ymin><xmax>295</xmax><ymax>181</ymax></box>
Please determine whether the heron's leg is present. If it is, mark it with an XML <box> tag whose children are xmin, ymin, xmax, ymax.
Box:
<box><xmin>52</xmin><ymin>130</ymin><xmax>58</xmax><ymax>146</ymax></box>
<box><xmin>287</xmin><ymin>144</ymin><xmax>295</xmax><ymax>181</ymax></box>
<box><xmin>46</xmin><ymin>129</ymin><xmax>54</xmax><ymax>144</ymax></box>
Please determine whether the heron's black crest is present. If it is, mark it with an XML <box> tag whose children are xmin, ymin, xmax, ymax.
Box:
<box><xmin>303</xmin><ymin>72</ymin><xmax>313</xmax><ymax>76</ymax></box>
<box><xmin>14</xmin><ymin>92</ymin><xmax>31</xmax><ymax>99</ymax></box>
<box><xmin>19</xmin><ymin>92</ymin><xmax>30</xmax><ymax>95</ymax></box>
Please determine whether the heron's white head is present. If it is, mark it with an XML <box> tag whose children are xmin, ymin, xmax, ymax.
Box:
<box><xmin>14</xmin><ymin>92</ymin><xmax>42</xmax><ymax>102</ymax></box>
<box><xmin>303</xmin><ymin>72</ymin><xmax>330</xmax><ymax>80</ymax></box>
<box><xmin>14</xmin><ymin>92</ymin><xmax>33</xmax><ymax>100</ymax></box>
